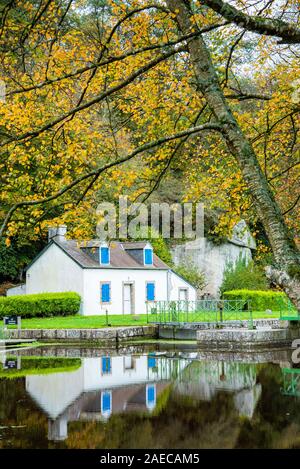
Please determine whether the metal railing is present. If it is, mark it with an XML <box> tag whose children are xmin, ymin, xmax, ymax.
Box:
<box><xmin>146</xmin><ymin>299</ymin><xmax>253</xmax><ymax>327</ymax></box>
<box><xmin>279</xmin><ymin>299</ymin><xmax>299</xmax><ymax>320</ymax></box>
<box><xmin>0</xmin><ymin>326</ymin><xmax>8</xmax><ymax>341</ymax></box>
<box><xmin>281</xmin><ymin>368</ymin><xmax>300</xmax><ymax>397</ymax></box>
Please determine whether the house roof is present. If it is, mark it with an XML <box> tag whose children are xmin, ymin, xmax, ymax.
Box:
<box><xmin>121</xmin><ymin>241</ymin><xmax>149</xmax><ymax>250</ymax></box>
<box><xmin>27</xmin><ymin>239</ymin><xmax>170</xmax><ymax>271</ymax></box>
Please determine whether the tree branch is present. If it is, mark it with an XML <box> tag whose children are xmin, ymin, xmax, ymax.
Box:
<box><xmin>7</xmin><ymin>22</ymin><xmax>226</xmax><ymax>98</ymax></box>
<box><xmin>201</xmin><ymin>0</ymin><xmax>300</xmax><ymax>43</ymax></box>
<box><xmin>225</xmin><ymin>91</ymin><xmax>271</xmax><ymax>101</ymax></box>
<box><xmin>0</xmin><ymin>122</ymin><xmax>221</xmax><ymax>238</ymax></box>
<box><xmin>283</xmin><ymin>193</ymin><xmax>300</xmax><ymax>215</ymax></box>
<box><xmin>2</xmin><ymin>44</ymin><xmax>187</xmax><ymax>146</ymax></box>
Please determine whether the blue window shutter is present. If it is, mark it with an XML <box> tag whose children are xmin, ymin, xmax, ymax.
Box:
<box><xmin>101</xmin><ymin>283</ymin><xmax>110</xmax><ymax>302</ymax></box>
<box><xmin>100</xmin><ymin>246</ymin><xmax>109</xmax><ymax>264</ymax></box>
<box><xmin>147</xmin><ymin>385</ymin><xmax>155</xmax><ymax>405</ymax></box>
<box><xmin>144</xmin><ymin>248</ymin><xmax>153</xmax><ymax>265</ymax></box>
<box><xmin>146</xmin><ymin>282</ymin><xmax>155</xmax><ymax>301</ymax></box>
<box><xmin>148</xmin><ymin>354</ymin><xmax>156</xmax><ymax>368</ymax></box>
<box><xmin>102</xmin><ymin>356</ymin><xmax>111</xmax><ymax>373</ymax></box>
<box><xmin>102</xmin><ymin>391</ymin><xmax>111</xmax><ymax>413</ymax></box>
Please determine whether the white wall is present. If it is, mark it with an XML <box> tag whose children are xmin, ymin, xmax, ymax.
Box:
<box><xmin>6</xmin><ymin>284</ymin><xmax>26</xmax><ymax>296</ymax></box>
<box><xmin>26</xmin><ymin>244</ymin><xmax>84</xmax><ymax>311</ymax></box>
<box><xmin>83</xmin><ymin>268</ymin><xmax>168</xmax><ymax>315</ymax></box>
<box><xmin>26</xmin><ymin>366</ymin><xmax>84</xmax><ymax>419</ymax></box>
<box><xmin>83</xmin><ymin>355</ymin><xmax>170</xmax><ymax>391</ymax></box>
<box><xmin>169</xmin><ymin>271</ymin><xmax>196</xmax><ymax>302</ymax></box>
<box><xmin>82</xmin><ymin>268</ymin><xmax>196</xmax><ymax>315</ymax></box>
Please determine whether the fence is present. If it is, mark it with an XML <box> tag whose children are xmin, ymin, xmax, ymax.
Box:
<box><xmin>146</xmin><ymin>299</ymin><xmax>253</xmax><ymax>327</ymax></box>
<box><xmin>279</xmin><ymin>299</ymin><xmax>299</xmax><ymax>320</ymax></box>
<box><xmin>0</xmin><ymin>325</ymin><xmax>8</xmax><ymax>341</ymax></box>
<box><xmin>281</xmin><ymin>368</ymin><xmax>300</xmax><ymax>397</ymax></box>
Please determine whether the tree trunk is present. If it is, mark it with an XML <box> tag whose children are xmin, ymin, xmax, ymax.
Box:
<box><xmin>167</xmin><ymin>0</ymin><xmax>300</xmax><ymax>310</ymax></box>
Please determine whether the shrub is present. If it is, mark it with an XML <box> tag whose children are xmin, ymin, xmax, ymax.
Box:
<box><xmin>174</xmin><ymin>262</ymin><xmax>206</xmax><ymax>290</ymax></box>
<box><xmin>220</xmin><ymin>257</ymin><xmax>268</xmax><ymax>295</ymax></box>
<box><xmin>0</xmin><ymin>292</ymin><xmax>81</xmax><ymax>318</ymax></box>
<box><xmin>223</xmin><ymin>289</ymin><xmax>288</xmax><ymax>311</ymax></box>
<box><xmin>0</xmin><ymin>357</ymin><xmax>82</xmax><ymax>379</ymax></box>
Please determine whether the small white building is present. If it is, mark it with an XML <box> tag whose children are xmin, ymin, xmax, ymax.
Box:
<box><xmin>20</xmin><ymin>226</ymin><xmax>196</xmax><ymax>316</ymax></box>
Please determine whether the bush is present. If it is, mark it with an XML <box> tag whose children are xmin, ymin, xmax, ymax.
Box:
<box><xmin>0</xmin><ymin>357</ymin><xmax>82</xmax><ymax>379</ymax></box>
<box><xmin>0</xmin><ymin>292</ymin><xmax>81</xmax><ymax>318</ymax></box>
<box><xmin>223</xmin><ymin>289</ymin><xmax>288</xmax><ymax>311</ymax></box>
<box><xmin>174</xmin><ymin>262</ymin><xmax>206</xmax><ymax>290</ymax></box>
<box><xmin>220</xmin><ymin>257</ymin><xmax>268</xmax><ymax>295</ymax></box>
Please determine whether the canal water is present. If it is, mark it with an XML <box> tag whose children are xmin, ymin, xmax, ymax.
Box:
<box><xmin>0</xmin><ymin>344</ymin><xmax>300</xmax><ymax>449</ymax></box>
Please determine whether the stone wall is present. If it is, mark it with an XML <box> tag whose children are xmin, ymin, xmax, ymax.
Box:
<box><xmin>196</xmin><ymin>321</ymin><xmax>300</xmax><ymax>351</ymax></box>
<box><xmin>197</xmin><ymin>328</ymin><xmax>291</xmax><ymax>350</ymax></box>
<box><xmin>8</xmin><ymin>325</ymin><xmax>157</xmax><ymax>343</ymax></box>
<box><xmin>158</xmin><ymin>319</ymin><xmax>284</xmax><ymax>340</ymax></box>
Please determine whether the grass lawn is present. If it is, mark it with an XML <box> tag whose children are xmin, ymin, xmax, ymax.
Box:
<box><xmin>9</xmin><ymin>314</ymin><xmax>149</xmax><ymax>329</ymax></box>
<box><xmin>6</xmin><ymin>309</ymin><xmax>286</xmax><ymax>329</ymax></box>
<box><xmin>0</xmin><ymin>357</ymin><xmax>81</xmax><ymax>378</ymax></box>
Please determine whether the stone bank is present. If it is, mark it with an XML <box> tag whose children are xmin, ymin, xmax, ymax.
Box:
<box><xmin>8</xmin><ymin>325</ymin><xmax>157</xmax><ymax>344</ymax></box>
<box><xmin>197</xmin><ymin>321</ymin><xmax>300</xmax><ymax>350</ymax></box>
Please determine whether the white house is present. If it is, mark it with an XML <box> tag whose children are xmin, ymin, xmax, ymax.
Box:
<box><xmin>18</xmin><ymin>225</ymin><xmax>196</xmax><ymax>315</ymax></box>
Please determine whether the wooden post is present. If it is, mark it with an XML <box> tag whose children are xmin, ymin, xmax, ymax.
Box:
<box><xmin>17</xmin><ymin>316</ymin><xmax>21</xmax><ymax>338</ymax></box>
<box><xmin>3</xmin><ymin>317</ymin><xmax>7</xmax><ymax>340</ymax></box>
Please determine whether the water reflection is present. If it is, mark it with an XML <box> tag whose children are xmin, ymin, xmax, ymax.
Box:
<box><xmin>281</xmin><ymin>368</ymin><xmax>300</xmax><ymax>397</ymax></box>
<box><xmin>1</xmin><ymin>346</ymin><xmax>300</xmax><ymax>448</ymax></box>
<box><xmin>175</xmin><ymin>362</ymin><xmax>262</xmax><ymax>419</ymax></box>
<box><xmin>25</xmin><ymin>354</ymin><xmax>189</xmax><ymax>441</ymax></box>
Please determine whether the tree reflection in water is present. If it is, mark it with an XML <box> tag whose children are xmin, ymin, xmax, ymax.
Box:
<box><xmin>1</xmin><ymin>349</ymin><xmax>300</xmax><ymax>449</ymax></box>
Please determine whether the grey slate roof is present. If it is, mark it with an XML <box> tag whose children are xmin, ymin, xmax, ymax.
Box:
<box><xmin>52</xmin><ymin>240</ymin><xmax>169</xmax><ymax>270</ymax></box>
<box><xmin>121</xmin><ymin>242</ymin><xmax>148</xmax><ymax>250</ymax></box>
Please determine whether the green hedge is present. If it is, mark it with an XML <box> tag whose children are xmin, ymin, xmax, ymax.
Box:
<box><xmin>0</xmin><ymin>357</ymin><xmax>82</xmax><ymax>379</ymax></box>
<box><xmin>223</xmin><ymin>289</ymin><xmax>289</xmax><ymax>311</ymax></box>
<box><xmin>0</xmin><ymin>292</ymin><xmax>81</xmax><ymax>318</ymax></box>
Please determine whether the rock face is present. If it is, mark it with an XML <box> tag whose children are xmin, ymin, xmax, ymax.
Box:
<box><xmin>171</xmin><ymin>220</ymin><xmax>256</xmax><ymax>298</ymax></box>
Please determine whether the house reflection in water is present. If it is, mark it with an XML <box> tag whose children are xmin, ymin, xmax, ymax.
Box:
<box><xmin>25</xmin><ymin>354</ymin><xmax>188</xmax><ymax>441</ymax></box>
<box><xmin>25</xmin><ymin>354</ymin><xmax>263</xmax><ymax>442</ymax></box>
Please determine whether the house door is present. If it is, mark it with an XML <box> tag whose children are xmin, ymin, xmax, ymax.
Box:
<box><xmin>179</xmin><ymin>288</ymin><xmax>188</xmax><ymax>302</ymax></box>
<box><xmin>179</xmin><ymin>288</ymin><xmax>188</xmax><ymax>314</ymax></box>
<box><xmin>123</xmin><ymin>283</ymin><xmax>133</xmax><ymax>314</ymax></box>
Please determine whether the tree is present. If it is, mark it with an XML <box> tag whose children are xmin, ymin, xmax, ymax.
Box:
<box><xmin>220</xmin><ymin>257</ymin><xmax>269</xmax><ymax>295</ymax></box>
<box><xmin>0</xmin><ymin>1</ymin><xmax>299</xmax><ymax>308</ymax></box>
<box><xmin>174</xmin><ymin>261</ymin><xmax>206</xmax><ymax>292</ymax></box>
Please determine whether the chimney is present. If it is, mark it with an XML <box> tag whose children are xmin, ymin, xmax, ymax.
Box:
<box><xmin>48</xmin><ymin>417</ymin><xmax>68</xmax><ymax>441</ymax></box>
<box><xmin>48</xmin><ymin>225</ymin><xmax>67</xmax><ymax>243</ymax></box>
